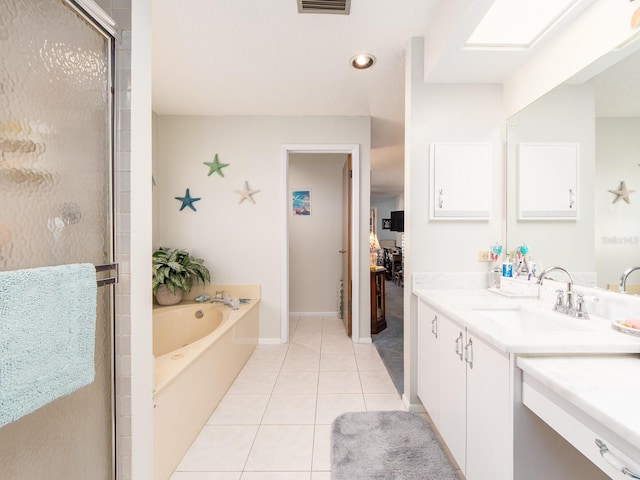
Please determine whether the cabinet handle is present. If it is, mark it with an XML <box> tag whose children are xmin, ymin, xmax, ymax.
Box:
<box><xmin>569</xmin><ymin>188</ymin><xmax>575</xmax><ymax>209</ymax></box>
<box><xmin>431</xmin><ymin>315</ymin><xmax>438</xmax><ymax>338</ymax></box>
<box><xmin>438</xmin><ymin>189</ymin><xmax>444</xmax><ymax>209</ymax></box>
<box><xmin>455</xmin><ymin>332</ymin><xmax>464</xmax><ymax>361</ymax></box>
<box><xmin>464</xmin><ymin>338</ymin><xmax>473</xmax><ymax>369</ymax></box>
<box><xmin>595</xmin><ymin>439</ymin><xmax>640</xmax><ymax>479</ymax></box>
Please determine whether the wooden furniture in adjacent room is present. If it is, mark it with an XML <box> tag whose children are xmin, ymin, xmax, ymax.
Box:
<box><xmin>370</xmin><ymin>266</ymin><xmax>387</xmax><ymax>334</ymax></box>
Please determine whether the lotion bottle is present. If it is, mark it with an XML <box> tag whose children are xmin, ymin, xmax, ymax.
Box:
<box><xmin>501</xmin><ymin>253</ymin><xmax>513</xmax><ymax>278</ymax></box>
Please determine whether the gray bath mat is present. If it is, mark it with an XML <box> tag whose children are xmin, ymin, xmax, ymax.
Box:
<box><xmin>331</xmin><ymin>411</ymin><xmax>458</xmax><ymax>480</ymax></box>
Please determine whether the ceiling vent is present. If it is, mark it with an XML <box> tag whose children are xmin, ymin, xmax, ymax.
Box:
<box><xmin>297</xmin><ymin>0</ymin><xmax>350</xmax><ymax>15</ymax></box>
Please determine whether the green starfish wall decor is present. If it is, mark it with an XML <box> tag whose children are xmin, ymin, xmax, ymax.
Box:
<box><xmin>203</xmin><ymin>154</ymin><xmax>229</xmax><ymax>177</ymax></box>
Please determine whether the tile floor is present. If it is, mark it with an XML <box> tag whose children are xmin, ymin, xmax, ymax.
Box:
<box><xmin>170</xmin><ymin>314</ymin><xmax>406</xmax><ymax>479</ymax></box>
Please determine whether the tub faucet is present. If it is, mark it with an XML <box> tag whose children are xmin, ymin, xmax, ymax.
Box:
<box><xmin>210</xmin><ymin>297</ymin><xmax>240</xmax><ymax>310</ymax></box>
<box><xmin>537</xmin><ymin>266</ymin><xmax>574</xmax><ymax>314</ymax></box>
<box><xmin>619</xmin><ymin>266</ymin><xmax>640</xmax><ymax>293</ymax></box>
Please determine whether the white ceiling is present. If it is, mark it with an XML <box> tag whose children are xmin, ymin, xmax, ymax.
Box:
<box><xmin>151</xmin><ymin>1</ymin><xmax>593</xmax><ymax>198</ymax></box>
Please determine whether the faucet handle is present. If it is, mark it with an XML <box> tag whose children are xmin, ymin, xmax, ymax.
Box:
<box><xmin>573</xmin><ymin>293</ymin><xmax>589</xmax><ymax>319</ymax></box>
<box><xmin>554</xmin><ymin>289</ymin><xmax>565</xmax><ymax>312</ymax></box>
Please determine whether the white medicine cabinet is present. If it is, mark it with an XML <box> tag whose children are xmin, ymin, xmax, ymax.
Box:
<box><xmin>430</xmin><ymin>143</ymin><xmax>492</xmax><ymax>220</ymax></box>
<box><xmin>518</xmin><ymin>143</ymin><xmax>578</xmax><ymax>220</ymax></box>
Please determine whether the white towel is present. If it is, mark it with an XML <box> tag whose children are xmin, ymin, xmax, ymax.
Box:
<box><xmin>0</xmin><ymin>263</ymin><xmax>97</xmax><ymax>428</ymax></box>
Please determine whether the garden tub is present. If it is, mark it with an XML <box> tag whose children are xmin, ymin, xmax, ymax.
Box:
<box><xmin>152</xmin><ymin>286</ymin><xmax>260</xmax><ymax>480</ymax></box>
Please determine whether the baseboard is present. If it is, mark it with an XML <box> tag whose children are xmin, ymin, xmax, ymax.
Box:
<box><xmin>289</xmin><ymin>311</ymin><xmax>337</xmax><ymax>317</ymax></box>
<box><xmin>258</xmin><ymin>338</ymin><xmax>284</xmax><ymax>345</ymax></box>
<box><xmin>356</xmin><ymin>336</ymin><xmax>372</xmax><ymax>344</ymax></box>
<box><xmin>404</xmin><ymin>395</ymin><xmax>426</xmax><ymax>413</ymax></box>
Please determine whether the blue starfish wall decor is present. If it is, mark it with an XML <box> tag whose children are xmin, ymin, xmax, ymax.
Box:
<box><xmin>175</xmin><ymin>188</ymin><xmax>201</xmax><ymax>211</ymax></box>
<box><xmin>204</xmin><ymin>153</ymin><xmax>230</xmax><ymax>177</ymax></box>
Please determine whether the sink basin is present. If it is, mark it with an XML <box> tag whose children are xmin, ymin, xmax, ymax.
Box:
<box><xmin>472</xmin><ymin>306</ymin><xmax>580</xmax><ymax>332</ymax></box>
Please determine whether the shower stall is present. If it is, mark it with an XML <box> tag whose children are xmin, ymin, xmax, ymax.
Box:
<box><xmin>0</xmin><ymin>0</ymin><xmax>118</xmax><ymax>478</ymax></box>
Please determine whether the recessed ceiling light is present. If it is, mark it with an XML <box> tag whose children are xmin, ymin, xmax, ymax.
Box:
<box><xmin>351</xmin><ymin>53</ymin><xmax>376</xmax><ymax>70</ymax></box>
<box><xmin>466</xmin><ymin>0</ymin><xmax>581</xmax><ymax>48</ymax></box>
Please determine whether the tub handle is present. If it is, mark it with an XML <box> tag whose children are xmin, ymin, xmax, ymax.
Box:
<box><xmin>195</xmin><ymin>309</ymin><xmax>204</xmax><ymax>319</ymax></box>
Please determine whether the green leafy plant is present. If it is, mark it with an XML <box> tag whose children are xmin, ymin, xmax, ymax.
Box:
<box><xmin>152</xmin><ymin>247</ymin><xmax>211</xmax><ymax>295</ymax></box>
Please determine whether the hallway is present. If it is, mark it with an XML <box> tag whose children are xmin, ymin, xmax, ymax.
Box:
<box><xmin>170</xmin><ymin>315</ymin><xmax>405</xmax><ymax>479</ymax></box>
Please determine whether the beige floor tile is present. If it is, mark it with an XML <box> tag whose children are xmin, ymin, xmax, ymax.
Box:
<box><xmin>354</xmin><ymin>351</ymin><xmax>385</xmax><ymax>371</ymax></box>
<box><xmin>171</xmin><ymin>473</ymin><xmax>241</xmax><ymax>480</ymax></box>
<box><xmin>244</xmin><ymin>425</ymin><xmax>314</xmax><ymax>471</ymax></box>
<box><xmin>311</xmin><ymin>424</ymin><xmax>331</xmax><ymax>471</ymax></box>
<box><xmin>273</xmin><ymin>370</ymin><xmax>319</xmax><ymax>394</ymax></box>
<box><xmin>352</xmin><ymin>343</ymin><xmax>376</xmax><ymax>355</ymax></box>
<box><xmin>358</xmin><ymin>370</ymin><xmax>398</xmax><ymax>393</ymax></box>
<box><xmin>227</xmin><ymin>369</ymin><xmax>279</xmax><ymax>394</ymax></box>
<box><xmin>176</xmin><ymin>426</ymin><xmax>258</xmax><ymax>472</ymax></box>
<box><xmin>315</xmin><ymin>393</ymin><xmax>366</xmax><ymax>424</ymax></box>
<box><xmin>320</xmin><ymin>340</ymin><xmax>354</xmax><ymax>355</ymax></box>
<box><xmin>311</xmin><ymin>473</ymin><xmax>331</xmax><ymax>480</ymax></box>
<box><xmin>281</xmin><ymin>352</ymin><xmax>321</xmax><ymax>372</ymax></box>
<box><xmin>318</xmin><ymin>371</ymin><xmax>362</xmax><ymax>394</ymax></box>
<box><xmin>364</xmin><ymin>393</ymin><xmax>406</xmax><ymax>411</ymax></box>
<box><xmin>291</xmin><ymin>332</ymin><xmax>322</xmax><ymax>351</ymax></box>
<box><xmin>240</xmin><ymin>473</ymin><xmax>310</xmax><ymax>480</ymax></box>
<box><xmin>207</xmin><ymin>394</ymin><xmax>270</xmax><ymax>425</ymax></box>
<box><xmin>262</xmin><ymin>393</ymin><xmax>317</xmax><ymax>425</ymax></box>
<box><xmin>319</xmin><ymin>354</ymin><xmax>357</xmax><ymax>372</ymax></box>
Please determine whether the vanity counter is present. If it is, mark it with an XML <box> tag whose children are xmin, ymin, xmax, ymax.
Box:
<box><xmin>517</xmin><ymin>355</ymin><xmax>640</xmax><ymax>454</ymax></box>
<box><xmin>413</xmin><ymin>288</ymin><xmax>640</xmax><ymax>354</ymax></box>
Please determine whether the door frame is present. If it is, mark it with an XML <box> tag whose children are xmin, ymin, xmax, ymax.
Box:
<box><xmin>281</xmin><ymin>144</ymin><xmax>361</xmax><ymax>344</ymax></box>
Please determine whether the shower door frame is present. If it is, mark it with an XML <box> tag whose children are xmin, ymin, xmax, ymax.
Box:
<box><xmin>63</xmin><ymin>1</ymin><xmax>119</xmax><ymax>478</ymax></box>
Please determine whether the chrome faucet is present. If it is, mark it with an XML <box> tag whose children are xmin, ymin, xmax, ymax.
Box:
<box><xmin>537</xmin><ymin>266</ymin><xmax>575</xmax><ymax>314</ymax></box>
<box><xmin>619</xmin><ymin>266</ymin><xmax>640</xmax><ymax>293</ymax></box>
<box><xmin>210</xmin><ymin>291</ymin><xmax>240</xmax><ymax>310</ymax></box>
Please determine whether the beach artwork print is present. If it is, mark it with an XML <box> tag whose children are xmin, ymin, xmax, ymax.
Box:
<box><xmin>292</xmin><ymin>189</ymin><xmax>311</xmax><ymax>216</ymax></box>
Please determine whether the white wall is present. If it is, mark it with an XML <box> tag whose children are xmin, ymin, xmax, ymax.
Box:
<box><xmin>153</xmin><ymin>115</ymin><xmax>371</xmax><ymax>342</ymax></box>
<box><xmin>371</xmin><ymin>197</ymin><xmax>398</xmax><ymax>244</ymax></box>
<box><xmin>595</xmin><ymin>118</ymin><xmax>640</xmax><ymax>288</ymax></box>
<box><xmin>404</xmin><ymin>37</ymin><xmax>504</xmax><ymax>407</ymax></box>
<box><xmin>289</xmin><ymin>153</ymin><xmax>345</xmax><ymax>313</ymax></box>
<box><xmin>506</xmin><ymin>84</ymin><xmax>596</xmax><ymax>273</ymax></box>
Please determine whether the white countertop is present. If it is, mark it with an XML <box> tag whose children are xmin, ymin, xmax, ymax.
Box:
<box><xmin>413</xmin><ymin>288</ymin><xmax>640</xmax><ymax>354</ymax></box>
<box><xmin>517</xmin><ymin>355</ymin><xmax>640</xmax><ymax>454</ymax></box>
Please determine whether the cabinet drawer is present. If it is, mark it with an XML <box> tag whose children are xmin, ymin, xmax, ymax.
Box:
<box><xmin>522</xmin><ymin>376</ymin><xmax>640</xmax><ymax>479</ymax></box>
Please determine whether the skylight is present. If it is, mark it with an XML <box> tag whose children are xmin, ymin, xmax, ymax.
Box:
<box><xmin>466</xmin><ymin>0</ymin><xmax>581</xmax><ymax>49</ymax></box>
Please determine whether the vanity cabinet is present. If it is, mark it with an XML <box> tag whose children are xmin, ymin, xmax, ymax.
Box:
<box><xmin>430</xmin><ymin>143</ymin><xmax>492</xmax><ymax>220</ymax></box>
<box><xmin>518</xmin><ymin>143</ymin><xmax>578</xmax><ymax>219</ymax></box>
<box><xmin>417</xmin><ymin>299</ymin><xmax>511</xmax><ymax>479</ymax></box>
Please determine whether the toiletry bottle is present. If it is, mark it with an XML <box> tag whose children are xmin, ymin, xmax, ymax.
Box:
<box><xmin>502</xmin><ymin>253</ymin><xmax>513</xmax><ymax>278</ymax></box>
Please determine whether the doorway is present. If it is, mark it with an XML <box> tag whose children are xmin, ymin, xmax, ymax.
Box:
<box><xmin>281</xmin><ymin>144</ymin><xmax>361</xmax><ymax>343</ymax></box>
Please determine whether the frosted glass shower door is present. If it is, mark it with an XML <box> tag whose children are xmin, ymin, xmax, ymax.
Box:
<box><xmin>0</xmin><ymin>1</ymin><xmax>115</xmax><ymax>479</ymax></box>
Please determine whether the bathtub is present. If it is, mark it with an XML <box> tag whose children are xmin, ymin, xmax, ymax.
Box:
<box><xmin>153</xmin><ymin>288</ymin><xmax>260</xmax><ymax>480</ymax></box>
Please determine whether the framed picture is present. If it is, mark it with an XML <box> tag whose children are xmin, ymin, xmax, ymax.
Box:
<box><xmin>382</xmin><ymin>218</ymin><xmax>391</xmax><ymax>230</ymax></box>
<box><xmin>292</xmin><ymin>189</ymin><xmax>311</xmax><ymax>216</ymax></box>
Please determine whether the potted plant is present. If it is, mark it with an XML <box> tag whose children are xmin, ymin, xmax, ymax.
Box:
<box><xmin>152</xmin><ymin>247</ymin><xmax>211</xmax><ymax>306</ymax></box>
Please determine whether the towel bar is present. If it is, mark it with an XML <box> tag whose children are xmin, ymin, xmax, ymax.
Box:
<box><xmin>95</xmin><ymin>263</ymin><xmax>118</xmax><ymax>287</ymax></box>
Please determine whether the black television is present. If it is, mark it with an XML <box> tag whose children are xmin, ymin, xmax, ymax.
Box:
<box><xmin>390</xmin><ymin>210</ymin><xmax>404</xmax><ymax>232</ymax></box>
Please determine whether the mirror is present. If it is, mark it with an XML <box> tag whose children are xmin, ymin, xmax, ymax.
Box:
<box><xmin>506</xmin><ymin>43</ymin><xmax>640</xmax><ymax>291</ymax></box>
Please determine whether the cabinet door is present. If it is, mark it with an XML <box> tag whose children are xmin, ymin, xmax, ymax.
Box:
<box><xmin>465</xmin><ymin>334</ymin><xmax>511</xmax><ymax>480</ymax></box>
<box><xmin>518</xmin><ymin>143</ymin><xmax>578</xmax><ymax>219</ymax></box>
<box><xmin>438</xmin><ymin>316</ymin><xmax>467</xmax><ymax>472</ymax></box>
<box><xmin>430</xmin><ymin>143</ymin><xmax>492</xmax><ymax>219</ymax></box>
<box><xmin>417</xmin><ymin>300</ymin><xmax>440</xmax><ymax>425</ymax></box>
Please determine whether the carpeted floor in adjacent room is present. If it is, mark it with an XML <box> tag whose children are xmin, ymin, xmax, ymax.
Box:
<box><xmin>372</xmin><ymin>279</ymin><xmax>404</xmax><ymax>395</ymax></box>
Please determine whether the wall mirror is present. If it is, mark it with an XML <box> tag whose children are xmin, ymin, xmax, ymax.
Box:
<box><xmin>506</xmin><ymin>41</ymin><xmax>640</xmax><ymax>292</ymax></box>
